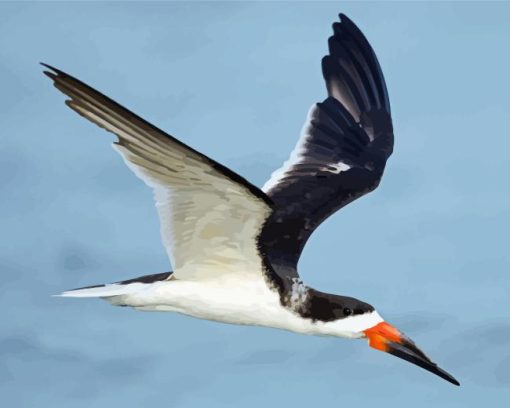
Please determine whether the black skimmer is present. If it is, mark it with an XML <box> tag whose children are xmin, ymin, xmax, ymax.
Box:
<box><xmin>43</xmin><ymin>14</ymin><xmax>459</xmax><ymax>386</ymax></box>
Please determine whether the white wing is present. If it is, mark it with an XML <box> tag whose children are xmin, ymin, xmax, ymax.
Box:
<box><xmin>43</xmin><ymin>65</ymin><xmax>272</xmax><ymax>281</ymax></box>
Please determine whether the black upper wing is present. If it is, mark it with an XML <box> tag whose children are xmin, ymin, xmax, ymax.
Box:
<box><xmin>259</xmin><ymin>14</ymin><xmax>394</xmax><ymax>274</ymax></box>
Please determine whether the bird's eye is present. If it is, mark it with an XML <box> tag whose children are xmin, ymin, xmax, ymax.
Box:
<box><xmin>343</xmin><ymin>307</ymin><xmax>352</xmax><ymax>316</ymax></box>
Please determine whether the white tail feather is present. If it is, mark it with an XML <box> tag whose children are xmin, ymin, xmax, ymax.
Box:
<box><xmin>56</xmin><ymin>283</ymin><xmax>145</xmax><ymax>298</ymax></box>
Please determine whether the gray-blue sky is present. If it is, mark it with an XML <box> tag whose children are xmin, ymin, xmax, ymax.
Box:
<box><xmin>1</xmin><ymin>1</ymin><xmax>509</xmax><ymax>406</ymax></box>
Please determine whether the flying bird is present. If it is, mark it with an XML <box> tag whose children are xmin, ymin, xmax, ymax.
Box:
<box><xmin>43</xmin><ymin>14</ymin><xmax>459</xmax><ymax>386</ymax></box>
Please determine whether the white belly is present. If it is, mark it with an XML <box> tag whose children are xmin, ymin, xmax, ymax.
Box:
<box><xmin>117</xmin><ymin>275</ymin><xmax>315</xmax><ymax>334</ymax></box>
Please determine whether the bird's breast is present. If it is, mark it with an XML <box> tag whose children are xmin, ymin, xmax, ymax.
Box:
<box><xmin>133</xmin><ymin>275</ymin><xmax>319</xmax><ymax>333</ymax></box>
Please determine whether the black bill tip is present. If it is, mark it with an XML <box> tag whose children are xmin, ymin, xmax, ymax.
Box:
<box><xmin>387</xmin><ymin>340</ymin><xmax>460</xmax><ymax>386</ymax></box>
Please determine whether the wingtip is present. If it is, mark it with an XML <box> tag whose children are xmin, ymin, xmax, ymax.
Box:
<box><xmin>43</xmin><ymin>70</ymin><xmax>56</xmax><ymax>80</ymax></box>
<box><xmin>40</xmin><ymin>62</ymin><xmax>66</xmax><ymax>78</ymax></box>
<box><xmin>40</xmin><ymin>62</ymin><xmax>56</xmax><ymax>73</ymax></box>
<box><xmin>332</xmin><ymin>14</ymin><xmax>361</xmax><ymax>40</ymax></box>
<box><xmin>338</xmin><ymin>13</ymin><xmax>352</xmax><ymax>24</ymax></box>
<box><xmin>41</xmin><ymin>62</ymin><xmax>58</xmax><ymax>80</ymax></box>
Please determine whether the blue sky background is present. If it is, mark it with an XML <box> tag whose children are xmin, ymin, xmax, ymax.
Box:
<box><xmin>1</xmin><ymin>1</ymin><xmax>509</xmax><ymax>406</ymax></box>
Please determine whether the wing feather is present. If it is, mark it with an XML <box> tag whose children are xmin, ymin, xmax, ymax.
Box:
<box><xmin>260</xmin><ymin>14</ymin><xmax>394</xmax><ymax>273</ymax></box>
<box><xmin>43</xmin><ymin>64</ymin><xmax>272</xmax><ymax>281</ymax></box>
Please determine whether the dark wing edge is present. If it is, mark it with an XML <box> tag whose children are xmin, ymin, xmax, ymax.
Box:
<box><xmin>323</xmin><ymin>13</ymin><xmax>391</xmax><ymax>123</ymax></box>
<box><xmin>40</xmin><ymin>63</ymin><xmax>273</xmax><ymax>208</ymax></box>
<box><xmin>259</xmin><ymin>14</ymin><xmax>394</xmax><ymax>275</ymax></box>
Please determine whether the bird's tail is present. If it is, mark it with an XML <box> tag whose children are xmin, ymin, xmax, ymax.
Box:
<box><xmin>56</xmin><ymin>283</ymin><xmax>142</xmax><ymax>298</ymax></box>
<box><xmin>55</xmin><ymin>271</ymin><xmax>174</xmax><ymax>298</ymax></box>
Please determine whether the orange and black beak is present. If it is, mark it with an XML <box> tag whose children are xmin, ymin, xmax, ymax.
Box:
<box><xmin>363</xmin><ymin>322</ymin><xmax>460</xmax><ymax>386</ymax></box>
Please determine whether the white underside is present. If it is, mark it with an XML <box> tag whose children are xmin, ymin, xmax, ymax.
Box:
<box><xmin>61</xmin><ymin>273</ymin><xmax>383</xmax><ymax>339</ymax></box>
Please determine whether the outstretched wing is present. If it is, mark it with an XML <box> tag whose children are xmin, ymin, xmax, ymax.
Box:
<box><xmin>259</xmin><ymin>14</ymin><xmax>394</xmax><ymax>272</ymax></box>
<box><xmin>43</xmin><ymin>64</ymin><xmax>272</xmax><ymax>281</ymax></box>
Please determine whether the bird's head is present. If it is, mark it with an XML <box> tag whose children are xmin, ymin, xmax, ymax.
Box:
<box><xmin>304</xmin><ymin>291</ymin><xmax>459</xmax><ymax>385</ymax></box>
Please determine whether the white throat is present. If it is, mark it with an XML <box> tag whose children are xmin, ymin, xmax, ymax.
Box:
<box><xmin>309</xmin><ymin>311</ymin><xmax>385</xmax><ymax>339</ymax></box>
